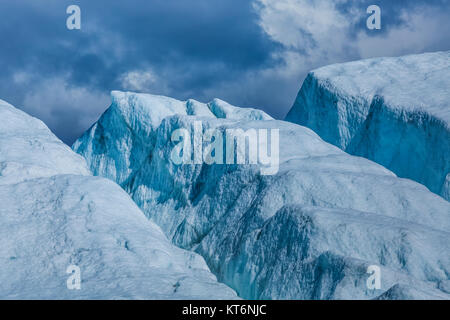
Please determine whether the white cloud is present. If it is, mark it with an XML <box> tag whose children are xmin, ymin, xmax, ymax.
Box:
<box><xmin>246</xmin><ymin>0</ymin><xmax>450</xmax><ymax>118</ymax></box>
<box><xmin>254</xmin><ymin>0</ymin><xmax>360</xmax><ymax>71</ymax></box>
<box><xmin>356</xmin><ymin>6</ymin><xmax>450</xmax><ymax>58</ymax></box>
<box><xmin>12</xmin><ymin>71</ymin><xmax>32</xmax><ymax>85</ymax></box>
<box><xmin>255</xmin><ymin>0</ymin><xmax>354</xmax><ymax>50</ymax></box>
<box><xmin>253</xmin><ymin>0</ymin><xmax>450</xmax><ymax>68</ymax></box>
<box><xmin>119</xmin><ymin>69</ymin><xmax>158</xmax><ymax>92</ymax></box>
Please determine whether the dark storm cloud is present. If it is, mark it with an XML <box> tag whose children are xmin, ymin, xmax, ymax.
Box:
<box><xmin>0</xmin><ymin>0</ymin><xmax>282</xmax><ymax>143</ymax></box>
<box><xmin>0</xmin><ymin>0</ymin><xmax>449</xmax><ymax>144</ymax></box>
<box><xmin>1</xmin><ymin>0</ymin><xmax>278</xmax><ymax>90</ymax></box>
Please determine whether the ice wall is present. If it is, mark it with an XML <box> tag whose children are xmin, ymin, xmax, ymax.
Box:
<box><xmin>285</xmin><ymin>51</ymin><xmax>450</xmax><ymax>200</ymax></box>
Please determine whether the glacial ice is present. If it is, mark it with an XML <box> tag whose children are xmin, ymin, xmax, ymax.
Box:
<box><xmin>74</xmin><ymin>91</ymin><xmax>450</xmax><ymax>300</ymax></box>
<box><xmin>0</xmin><ymin>99</ymin><xmax>90</xmax><ymax>185</ymax></box>
<box><xmin>0</xmin><ymin>99</ymin><xmax>237</xmax><ymax>299</ymax></box>
<box><xmin>285</xmin><ymin>51</ymin><xmax>450</xmax><ymax>200</ymax></box>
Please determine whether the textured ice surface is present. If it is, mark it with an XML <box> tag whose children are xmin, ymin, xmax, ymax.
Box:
<box><xmin>285</xmin><ymin>51</ymin><xmax>450</xmax><ymax>200</ymax></box>
<box><xmin>74</xmin><ymin>91</ymin><xmax>450</xmax><ymax>300</ymax></box>
<box><xmin>0</xmin><ymin>99</ymin><xmax>237</xmax><ymax>299</ymax></box>
<box><xmin>0</xmin><ymin>99</ymin><xmax>90</xmax><ymax>185</ymax></box>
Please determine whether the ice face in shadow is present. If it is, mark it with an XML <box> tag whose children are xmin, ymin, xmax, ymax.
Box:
<box><xmin>0</xmin><ymin>99</ymin><xmax>237</xmax><ymax>299</ymax></box>
<box><xmin>74</xmin><ymin>91</ymin><xmax>450</xmax><ymax>300</ymax></box>
<box><xmin>285</xmin><ymin>51</ymin><xmax>450</xmax><ymax>200</ymax></box>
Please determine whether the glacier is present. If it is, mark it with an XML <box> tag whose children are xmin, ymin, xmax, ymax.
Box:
<box><xmin>74</xmin><ymin>91</ymin><xmax>450</xmax><ymax>300</ymax></box>
<box><xmin>0</xmin><ymin>98</ymin><xmax>237</xmax><ymax>299</ymax></box>
<box><xmin>285</xmin><ymin>51</ymin><xmax>450</xmax><ymax>201</ymax></box>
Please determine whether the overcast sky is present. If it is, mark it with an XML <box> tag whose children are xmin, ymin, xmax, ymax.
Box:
<box><xmin>1</xmin><ymin>0</ymin><xmax>449</xmax><ymax>144</ymax></box>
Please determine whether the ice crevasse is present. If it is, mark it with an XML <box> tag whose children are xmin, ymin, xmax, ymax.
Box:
<box><xmin>74</xmin><ymin>90</ymin><xmax>450</xmax><ymax>300</ymax></box>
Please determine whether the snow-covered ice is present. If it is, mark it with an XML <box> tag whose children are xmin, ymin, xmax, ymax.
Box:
<box><xmin>0</xmin><ymin>98</ymin><xmax>237</xmax><ymax>299</ymax></box>
<box><xmin>285</xmin><ymin>51</ymin><xmax>450</xmax><ymax>200</ymax></box>
<box><xmin>74</xmin><ymin>91</ymin><xmax>450</xmax><ymax>300</ymax></box>
<box><xmin>0</xmin><ymin>99</ymin><xmax>90</xmax><ymax>185</ymax></box>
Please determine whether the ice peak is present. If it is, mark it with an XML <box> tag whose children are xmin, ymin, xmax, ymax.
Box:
<box><xmin>105</xmin><ymin>90</ymin><xmax>272</xmax><ymax>133</ymax></box>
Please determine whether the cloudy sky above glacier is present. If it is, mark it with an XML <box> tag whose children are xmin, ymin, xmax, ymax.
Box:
<box><xmin>1</xmin><ymin>0</ymin><xmax>449</xmax><ymax>144</ymax></box>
